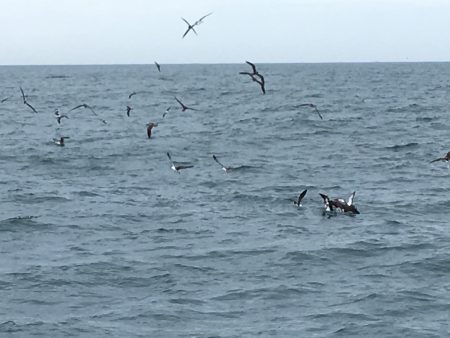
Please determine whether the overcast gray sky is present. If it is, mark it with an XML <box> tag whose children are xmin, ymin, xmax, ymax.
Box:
<box><xmin>0</xmin><ymin>0</ymin><xmax>449</xmax><ymax>65</ymax></box>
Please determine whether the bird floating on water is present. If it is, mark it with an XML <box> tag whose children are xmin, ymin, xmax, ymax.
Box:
<box><xmin>319</xmin><ymin>191</ymin><xmax>359</xmax><ymax>214</ymax></box>
<box><xmin>181</xmin><ymin>12</ymin><xmax>213</xmax><ymax>38</ymax></box>
<box><xmin>167</xmin><ymin>152</ymin><xmax>194</xmax><ymax>173</ymax></box>
<box><xmin>53</xmin><ymin>136</ymin><xmax>69</xmax><ymax>147</ymax></box>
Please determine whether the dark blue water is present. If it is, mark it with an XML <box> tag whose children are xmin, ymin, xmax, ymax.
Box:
<box><xmin>1</xmin><ymin>63</ymin><xmax>449</xmax><ymax>337</ymax></box>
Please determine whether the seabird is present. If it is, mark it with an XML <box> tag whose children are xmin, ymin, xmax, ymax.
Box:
<box><xmin>240</xmin><ymin>61</ymin><xmax>266</xmax><ymax>94</ymax></box>
<box><xmin>1</xmin><ymin>97</ymin><xmax>8</xmax><ymax>103</ymax></box>
<box><xmin>53</xmin><ymin>136</ymin><xmax>69</xmax><ymax>146</ymax></box>
<box><xmin>430</xmin><ymin>150</ymin><xmax>450</xmax><ymax>164</ymax></box>
<box><xmin>154</xmin><ymin>61</ymin><xmax>161</xmax><ymax>72</ymax></box>
<box><xmin>69</xmin><ymin>104</ymin><xmax>107</xmax><ymax>124</ymax></box>
<box><xmin>319</xmin><ymin>191</ymin><xmax>360</xmax><ymax>214</ymax></box>
<box><xmin>212</xmin><ymin>154</ymin><xmax>231</xmax><ymax>173</ymax></box>
<box><xmin>128</xmin><ymin>92</ymin><xmax>137</xmax><ymax>99</ymax></box>
<box><xmin>126</xmin><ymin>105</ymin><xmax>133</xmax><ymax>117</ymax></box>
<box><xmin>146</xmin><ymin>122</ymin><xmax>158</xmax><ymax>138</ymax></box>
<box><xmin>181</xmin><ymin>12</ymin><xmax>212</xmax><ymax>38</ymax></box>
<box><xmin>298</xmin><ymin>103</ymin><xmax>323</xmax><ymax>120</ymax></box>
<box><xmin>54</xmin><ymin>109</ymin><xmax>69</xmax><ymax>124</ymax></box>
<box><xmin>167</xmin><ymin>152</ymin><xmax>194</xmax><ymax>173</ymax></box>
<box><xmin>175</xmin><ymin>97</ymin><xmax>197</xmax><ymax>111</ymax></box>
<box><xmin>162</xmin><ymin>107</ymin><xmax>171</xmax><ymax>118</ymax></box>
<box><xmin>291</xmin><ymin>189</ymin><xmax>308</xmax><ymax>207</ymax></box>
<box><xmin>19</xmin><ymin>87</ymin><xmax>38</xmax><ymax>113</ymax></box>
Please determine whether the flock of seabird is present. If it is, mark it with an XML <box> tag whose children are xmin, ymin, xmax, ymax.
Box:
<box><xmin>3</xmin><ymin>12</ymin><xmax>449</xmax><ymax>216</ymax></box>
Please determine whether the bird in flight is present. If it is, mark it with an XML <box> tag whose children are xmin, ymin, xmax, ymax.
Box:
<box><xmin>19</xmin><ymin>87</ymin><xmax>38</xmax><ymax>113</ymax></box>
<box><xmin>181</xmin><ymin>12</ymin><xmax>213</xmax><ymax>38</ymax></box>
<box><xmin>162</xmin><ymin>107</ymin><xmax>171</xmax><ymax>118</ymax></box>
<box><xmin>167</xmin><ymin>152</ymin><xmax>194</xmax><ymax>173</ymax></box>
<box><xmin>175</xmin><ymin>97</ymin><xmax>197</xmax><ymax>111</ymax></box>
<box><xmin>54</xmin><ymin>109</ymin><xmax>69</xmax><ymax>124</ymax></box>
<box><xmin>212</xmin><ymin>154</ymin><xmax>231</xmax><ymax>173</ymax></box>
<box><xmin>126</xmin><ymin>105</ymin><xmax>133</xmax><ymax>117</ymax></box>
<box><xmin>240</xmin><ymin>61</ymin><xmax>266</xmax><ymax>95</ymax></box>
<box><xmin>430</xmin><ymin>150</ymin><xmax>450</xmax><ymax>163</ymax></box>
<box><xmin>291</xmin><ymin>189</ymin><xmax>308</xmax><ymax>207</ymax></box>
<box><xmin>298</xmin><ymin>103</ymin><xmax>323</xmax><ymax>120</ymax></box>
<box><xmin>146</xmin><ymin>122</ymin><xmax>158</xmax><ymax>138</ymax></box>
<box><xmin>154</xmin><ymin>61</ymin><xmax>161</xmax><ymax>72</ymax></box>
<box><xmin>69</xmin><ymin>104</ymin><xmax>107</xmax><ymax>124</ymax></box>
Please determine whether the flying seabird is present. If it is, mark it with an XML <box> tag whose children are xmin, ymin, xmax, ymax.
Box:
<box><xmin>167</xmin><ymin>152</ymin><xmax>194</xmax><ymax>173</ymax></box>
<box><xmin>175</xmin><ymin>97</ymin><xmax>197</xmax><ymax>111</ymax></box>
<box><xmin>162</xmin><ymin>107</ymin><xmax>171</xmax><ymax>118</ymax></box>
<box><xmin>430</xmin><ymin>150</ymin><xmax>450</xmax><ymax>163</ymax></box>
<box><xmin>291</xmin><ymin>189</ymin><xmax>308</xmax><ymax>207</ymax></box>
<box><xmin>54</xmin><ymin>109</ymin><xmax>69</xmax><ymax>124</ymax></box>
<box><xmin>212</xmin><ymin>154</ymin><xmax>231</xmax><ymax>173</ymax></box>
<box><xmin>146</xmin><ymin>122</ymin><xmax>158</xmax><ymax>138</ymax></box>
<box><xmin>19</xmin><ymin>87</ymin><xmax>38</xmax><ymax>113</ymax></box>
<box><xmin>154</xmin><ymin>61</ymin><xmax>161</xmax><ymax>72</ymax></box>
<box><xmin>53</xmin><ymin>136</ymin><xmax>69</xmax><ymax>146</ymax></box>
<box><xmin>181</xmin><ymin>12</ymin><xmax>213</xmax><ymax>38</ymax></box>
<box><xmin>298</xmin><ymin>103</ymin><xmax>323</xmax><ymax>119</ymax></box>
<box><xmin>128</xmin><ymin>92</ymin><xmax>137</xmax><ymax>99</ymax></box>
<box><xmin>319</xmin><ymin>191</ymin><xmax>359</xmax><ymax>214</ymax></box>
<box><xmin>69</xmin><ymin>104</ymin><xmax>107</xmax><ymax>124</ymax></box>
<box><xmin>126</xmin><ymin>105</ymin><xmax>133</xmax><ymax>117</ymax></box>
<box><xmin>1</xmin><ymin>97</ymin><xmax>8</xmax><ymax>103</ymax></box>
<box><xmin>240</xmin><ymin>61</ymin><xmax>266</xmax><ymax>94</ymax></box>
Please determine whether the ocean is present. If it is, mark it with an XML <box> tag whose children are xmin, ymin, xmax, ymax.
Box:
<box><xmin>0</xmin><ymin>63</ymin><xmax>449</xmax><ymax>337</ymax></box>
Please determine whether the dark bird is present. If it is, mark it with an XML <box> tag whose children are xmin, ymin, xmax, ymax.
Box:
<box><xmin>154</xmin><ymin>61</ymin><xmax>161</xmax><ymax>72</ymax></box>
<box><xmin>167</xmin><ymin>152</ymin><xmax>194</xmax><ymax>173</ymax></box>
<box><xmin>19</xmin><ymin>87</ymin><xmax>38</xmax><ymax>113</ymax></box>
<box><xmin>181</xmin><ymin>12</ymin><xmax>213</xmax><ymax>38</ymax></box>
<box><xmin>298</xmin><ymin>103</ymin><xmax>323</xmax><ymax>119</ymax></box>
<box><xmin>126</xmin><ymin>105</ymin><xmax>133</xmax><ymax>117</ymax></box>
<box><xmin>69</xmin><ymin>104</ymin><xmax>107</xmax><ymax>124</ymax></box>
<box><xmin>430</xmin><ymin>150</ymin><xmax>450</xmax><ymax>163</ymax></box>
<box><xmin>175</xmin><ymin>97</ymin><xmax>197</xmax><ymax>111</ymax></box>
<box><xmin>212</xmin><ymin>154</ymin><xmax>231</xmax><ymax>173</ymax></box>
<box><xmin>146</xmin><ymin>122</ymin><xmax>158</xmax><ymax>138</ymax></box>
<box><xmin>240</xmin><ymin>61</ymin><xmax>266</xmax><ymax>94</ymax></box>
<box><xmin>1</xmin><ymin>97</ymin><xmax>8</xmax><ymax>103</ymax></box>
<box><xmin>128</xmin><ymin>92</ymin><xmax>137</xmax><ymax>99</ymax></box>
<box><xmin>319</xmin><ymin>192</ymin><xmax>359</xmax><ymax>214</ymax></box>
<box><xmin>291</xmin><ymin>189</ymin><xmax>308</xmax><ymax>207</ymax></box>
<box><xmin>53</xmin><ymin>136</ymin><xmax>69</xmax><ymax>146</ymax></box>
<box><xmin>54</xmin><ymin>109</ymin><xmax>69</xmax><ymax>124</ymax></box>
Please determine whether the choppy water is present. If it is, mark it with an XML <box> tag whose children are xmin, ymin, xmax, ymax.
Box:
<box><xmin>1</xmin><ymin>63</ymin><xmax>449</xmax><ymax>337</ymax></box>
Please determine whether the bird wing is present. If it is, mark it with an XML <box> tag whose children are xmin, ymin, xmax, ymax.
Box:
<box><xmin>167</xmin><ymin>152</ymin><xmax>173</xmax><ymax>163</ymax></box>
<box><xmin>194</xmin><ymin>12</ymin><xmax>213</xmax><ymax>25</ymax></box>
<box><xmin>246</xmin><ymin>61</ymin><xmax>257</xmax><ymax>74</ymax></box>
<box><xmin>147</xmin><ymin>126</ymin><xmax>152</xmax><ymax>138</ymax></box>
<box><xmin>128</xmin><ymin>92</ymin><xmax>136</xmax><ymax>99</ymax></box>
<box><xmin>314</xmin><ymin>106</ymin><xmax>323</xmax><ymax>119</ymax></box>
<box><xmin>347</xmin><ymin>191</ymin><xmax>356</xmax><ymax>206</ymax></box>
<box><xmin>297</xmin><ymin>189</ymin><xmax>308</xmax><ymax>204</ymax></box>
<box><xmin>69</xmin><ymin>104</ymin><xmax>86</xmax><ymax>112</ymax></box>
<box><xmin>430</xmin><ymin>157</ymin><xmax>443</xmax><ymax>163</ymax></box>
<box><xmin>175</xmin><ymin>97</ymin><xmax>185</xmax><ymax>109</ymax></box>
<box><xmin>25</xmin><ymin>101</ymin><xmax>38</xmax><ymax>113</ymax></box>
<box><xmin>212</xmin><ymin>155</ymin><xmax>226</xmax><ymax>169</ymax></box>
<box><xmin>176</xmin><ymin>165</ymin><xmax>194</xmax><ymax>170</ymax></box>
<box><xmin>19</xmin><ymin>87</ymin><xmax>26</xmax><ymax>102</ymax></box>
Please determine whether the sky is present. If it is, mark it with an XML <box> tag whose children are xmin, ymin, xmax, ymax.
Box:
<box><xmin>0</xmin><ymin>0</ymin><xmax>449</xmax><ymax>65</ymax></box>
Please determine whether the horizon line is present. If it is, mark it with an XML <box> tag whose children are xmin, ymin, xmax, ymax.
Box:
<box><xmin>1</xmin><ymin>60</ymin><xmax>450</xmax><ymax>67</ymax></box>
